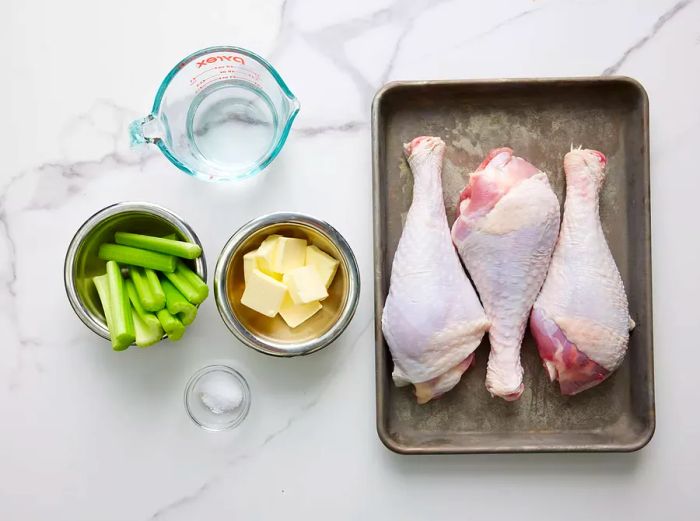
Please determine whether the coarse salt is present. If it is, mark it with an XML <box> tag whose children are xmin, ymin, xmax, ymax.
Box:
<box><xmin>198</xmin><ymin>373</ymin><xmax>243</xmax><ymax>414</ymax></box>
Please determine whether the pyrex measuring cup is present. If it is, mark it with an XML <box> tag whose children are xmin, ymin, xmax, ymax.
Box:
<box><xmin>130</xmin><ymin>46</ymin><xmax>300</xmax><ymax>182</ymax></box>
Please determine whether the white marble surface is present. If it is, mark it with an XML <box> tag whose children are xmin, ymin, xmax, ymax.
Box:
<box><xmin>1</xmin><ymin>0</ymin><xmax>699</xmax><ymax>519</ymax></box>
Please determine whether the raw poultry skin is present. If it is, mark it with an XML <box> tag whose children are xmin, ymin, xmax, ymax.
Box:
<box><xmin>451</xmin><ymin>148</ymin><xmax>560</xmax><ymax>400</ymax></box>
<box><xmin>530</xmin><ymin>149</ymin><xmax>633</xmax><ymax>395</ymax></box>
<box><xmin>382</xmin><ymin>137</ymin><xmax>489</xmax><ymax>404</ymax></box>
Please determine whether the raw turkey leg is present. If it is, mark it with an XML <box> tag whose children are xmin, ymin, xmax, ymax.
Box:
<box><xmin>530</xmin><ymin>148</ymin><xmax>634</xmax><ymax>395</ymax></box>
<box><xmin>382</xmin><ymin>137</ymin><xmax>489</xmax><ymax>404</ymax></box>
<box><xmin>451</xmin><ymin>148</ymin><xmax>560</xmax><ymax>400</ymax></box>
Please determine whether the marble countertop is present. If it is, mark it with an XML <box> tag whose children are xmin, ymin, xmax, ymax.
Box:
<box><xmin>1</xmin><ymin>0</ymin><xmax>699</xmax><ymax>519</ymax></box>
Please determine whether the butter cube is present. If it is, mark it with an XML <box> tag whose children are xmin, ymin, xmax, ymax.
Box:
<box><xmin>240</xmin><ymin>269</ymin><xmax>287</xmax><ymax>317</ymax></box>
<box><xmin>305</xmin><ymin>245</ymin><xmax>340</xmax><ymax>288</ymax></box>
<box><xmin>283</xmin><ymin>266</ymin><xmax>328</xmax><ymax>304</ymax></box>
<box><xmin>271</xmin><ymin>237</ymin><xmax>307</xmax><ymax>274</ymax></box>
<box><xmin>256</xmin><ymin>235</ymin><xmax>282</xmax><ymax>274</ymax></box>
<box><xmin>244</xmin><ymin>247</ymin><xmax>282</xmax><ymax>282</ymax></box>
<box><xmin>279</xmin><ymin>293</ymin><xmax>322</xmax><ymax>328</ymax></box>
<box><xmin>243</xmin><ymin>250</ymin><xmax>257</xmax><ymax>283</ymax></box>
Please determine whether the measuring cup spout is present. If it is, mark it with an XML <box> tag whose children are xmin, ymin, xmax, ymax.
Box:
<box><xmin>129</xmin><ymin>114</ymin><xmax>163</xmax><ymax>146</ymax></box>
<box><xmin>288</xmin><ymin>90</ymin><xmax>301</xmax><ymax>112</ymax></box>
<box><xmin>288</xmin><ymin>97</ymin><xmax>301</xmax><ymax>120</ymax></box>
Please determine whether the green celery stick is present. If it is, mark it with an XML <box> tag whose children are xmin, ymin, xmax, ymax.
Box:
<box><xmin>106</xmin><ymin>261</ymin><xmax>134</xmax><ymax>350</ymax></box>
<box><xmin>164</xmin><ymin>261</ymin><xmax>209</xmax><ymax>304</ymax></box>
<box><xmin>122</xmin><ymin>281</ymin><xmax>135</xmax><ymax>337</ymax></box>
<box><xmin>161</xmin><ymin>233</ymin><xmax>178</xmax><ymax>240</ymax></box>
<box><xmin>129</xmin><ymin>267</ymin><xmax>158</xmax><ymax>311</ymax></box>
<box><xmin>131</xmin><ymin>305</ymin><xmax>163</xmax><ymax>347</ymax></box>
<box><xmin>93</xmin><ymin>274</ymin><xmax>114</xmax><ymax>333</ymax></box>
<box><xmin>99</xmin><ymin>243</ymin><xmax>177</xmax><ymax>272</ymax></box>
<box><xmin>177</xmin><ymin>261</ymin><xmax>209</xmax><ymax>297</ymax></box>
<box><xmin>161</xmin><ymin>279</ymin><xmax>198</xmax><ymax>326</ymax></box>
<box><xmin>178</xmin><ymin>309</ymin><xmax>197</xmax><ymax>327</ymax></box>
<box><xmin>115</xmin><ymin>232</ymin><xmax>202</xmax><ymax>260</ymax></box>
<box><xmin>125</xmin><ymin>279</ymin><xmax>161</xmax><ymax>330</ymax></box>
<box><xmin>144</xmin><ymin>268</ymin><xmax>166</xmax><ymax>310</ymax></box>
<box><xmin>162</xmin><ymin>270</ymin><xmax>203</xmax><ymax>304</ymax></box>
<box><xmin>160</xmin><ymin>272</ymin><xmax>200</xmax><ymax>304</ymax></box>
<box><xmin>156</xmin><ymin>309</ymin><xmax>185</xmax><ymax>341</ymax></box>
<box><xmin>168</xmin><ymin>325</ymin><xmax>185</xmax><ymax>341</ymax></box>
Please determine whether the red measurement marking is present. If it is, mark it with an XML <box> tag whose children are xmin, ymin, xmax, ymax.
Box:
<box><xmin>190</xmin><ymin>65</ymin><xmax>260</xmax><ymax>85</ymax></box>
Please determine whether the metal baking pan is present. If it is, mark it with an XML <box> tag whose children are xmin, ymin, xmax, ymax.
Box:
<box><xmin>372</xmin><ymin>78</ymin><xmax>654</xmax><ymax>453</ymax></box>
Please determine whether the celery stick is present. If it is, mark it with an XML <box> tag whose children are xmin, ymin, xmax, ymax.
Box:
<box><xmin>161</xmin><ymin>279</ymin><xmax>198</xmax><ymax>326</ymax></box>
<box><xmin>115</xmin><ymin>232</ymin><xmax>202</xmax><ymax>260</ymax></box>
<box><xmin>171</xmin><ymin>261</ymin><xmax>209</xmax><ymax>304</ymax></box>
<box><xmin>156</xmin><ymin>309</ymin><xmax>185</xmax><ymax>341</ymax></box>
<box><xmin>99</xmin><ymin>243</ymin><xmax>177</xmax><ymax>272</ymax></box>
<box><xmin>106</xmin><ymin>261</ymin><xmax>134</xmax><ymax>350</ymax></box>
<box><xmin>168</xmin><ymin>325</ymin><xmax>185</xmax><ymax>341</ymax></box>
<box><xmin>177</xmin><ymin>309</ymin><xmax>197</xmax><ymax>327</ymax></box>
<box><xmin>122</xmin><ymin>280</ymin><xmax>135</xmax><ymax>331</ymax></box>
<box><xmin>129</xmin><ymin>267</ymin><xmax>158</xmax><ymax>311</ymax></box>
<box><xmin>144</xmin><ymin>268</ymin><xmax>166</xmax><ymax>311</ymax></box>
<box><xmin>93</xmin><ymin>274</ymin><xmax>114</xmax><ymax>333</ymax></box>
<box><xmin>125</xmin><ymin>279</ymin><xmax>161</xmax><ymax>330</ymax></box>
<box><xmin>177</xmin><ymin>261</ymin><xmax>208</xmax><ymax>293</ymax></box>
<box><xmin>162</xmin><ymin>269</ymin><xmax>202</xmax><ymax>305</ymax></box>
<box><xmin>132</xmin><ymin>305</ymin><xmax>163</xmax><ymax>347</ymax></box>
<box><xmin>162</xmin><ymin>233</ymin><xmax>178</xmax><ymax>240</ymax></box>
<box><xmin>96</xmin><ymin>274</ymin><xmax>139</xmax><ymax>349</ymax></box>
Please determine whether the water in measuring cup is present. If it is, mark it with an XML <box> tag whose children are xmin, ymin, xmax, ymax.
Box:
<box><xmin>186</xmin><ymin>80</ymin><xmax>278</xmax><ymax>172</ymax></box>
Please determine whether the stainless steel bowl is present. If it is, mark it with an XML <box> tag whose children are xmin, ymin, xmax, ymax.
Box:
<box><xmin>214</xmin><ymin>213</ymin><xmax>360</xmax><ymax>357</ymax></box>
<box><xmin>64</xmin><ymin>202</ymin><xmax>207</xmax><ymax>343</ymax></box>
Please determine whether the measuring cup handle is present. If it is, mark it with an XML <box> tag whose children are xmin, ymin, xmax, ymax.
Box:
<box><xmin>129</xmin><ymin>114</ymin><xmax>160</xmax><ymax>146</ymax></box>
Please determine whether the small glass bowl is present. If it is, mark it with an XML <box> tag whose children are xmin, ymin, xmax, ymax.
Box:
<box><xmin>184</xmin><ymin>365</ymin><xmax>251</xmax><ymax>431</ymax></box>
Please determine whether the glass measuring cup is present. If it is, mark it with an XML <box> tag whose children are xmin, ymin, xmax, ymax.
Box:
<box><xmin>130</xmin><ymin>46</ymin><xmax>300</xmax><ymax>182</ymax></box>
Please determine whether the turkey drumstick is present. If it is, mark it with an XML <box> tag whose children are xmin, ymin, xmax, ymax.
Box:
<box><xmin>382</xmin><ymin>137</ymin><xmax>489</xmax><ymax>404</ymax></box>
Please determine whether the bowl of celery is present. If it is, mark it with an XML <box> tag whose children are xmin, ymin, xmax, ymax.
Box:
<box><xmin>65</xmin><ymin>202</ymin><xmax>208</xmax><ymax>350</ymax></box>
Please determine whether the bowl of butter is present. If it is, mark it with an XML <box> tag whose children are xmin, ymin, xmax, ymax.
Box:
<box><xmin>214</xmin><ymin>213</ymin><xmax>360</xmax><ymax>356</ymax></box>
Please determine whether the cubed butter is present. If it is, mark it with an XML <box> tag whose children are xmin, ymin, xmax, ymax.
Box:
<box><xmin>278</xmin><ymin>293</ymin><xmax>322</xmax><ymax>328</ymax></box>
<box><xmin>256</xmin><ymin>234</ymin><xmax>282</xmax><ymax>274</ymax></box>
<box><xmin>240</xmin><ymin>269</ymin><xmax>287</xmax><ymax>318</ymax></box>
<box><xmin>271</xmin><ymin>237</ymin><xmax>307</xmax><ymax>274</ymax></box>
<box><xmin>243</xmin><ymin>250</ymin><xmax>257</xmax><ymax>283</ymax></box>
<box><xmin>244</xmin><ymin>248</ymin><xmax>282</xmax><ymax>282</ymax></box>
<box><xmin>305</xmin><ymin>245</ymin><xmax>340</xmax><ymax>288</ymax></box>
<box><xmin>283</xmin><ymin>266</ymin><xmax>328</xmax><ymax>304</ymax></box>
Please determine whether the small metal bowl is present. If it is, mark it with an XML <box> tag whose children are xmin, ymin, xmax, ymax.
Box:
<box><xmin>64</xmin><ymin>202</ymin><xmax>207</xmax><ymax>343</ymax></box>
<box><xmin>214</xmin><ymin>213</ymin><xmax>360</xmax><ymax>357</ymax></box>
